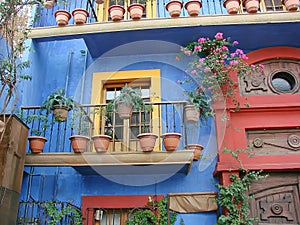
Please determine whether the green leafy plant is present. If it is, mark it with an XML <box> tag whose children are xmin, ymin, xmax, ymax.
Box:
<box><xmin>126</xmin><ymin>197</ymin><xmax>177</xmax><ymax>225</ymax></box>
<box><xmin>69</xmin><ymin>107</ymin><xmax>91</xmax><ymax>136</ymax></box>
<box><xmin>41</xmin><ymin>89</ymin><xmax>77</xmax><ymax>113</ymax></box>
<box><xmin>45</xmin><ymin>201</ymin><xmax>83</xmax><ymax>225</ymax></box>
<box><xmin>215</xmin><ymin>148</ymin><xmax>268</xmax><ymax>225</ymax></box>
<box><xmin>107</xmin><ymin>84</ymin><xmax>149</xmax><ymax>112</ymax></box>
<box><xmin>177</xmin><ymin>32</ymin><xmax>264</xmax><ymax>108</ymax></box>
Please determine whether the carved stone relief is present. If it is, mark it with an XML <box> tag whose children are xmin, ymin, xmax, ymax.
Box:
<box><xmin>241</xmin><ymin>60</ymin><xmax>300</xmax><ymax>96</ymax></box>
<box><xmin>247</xmin><ymin>129</ymin><xmax>300</xmax><ymax>156</ymax></box>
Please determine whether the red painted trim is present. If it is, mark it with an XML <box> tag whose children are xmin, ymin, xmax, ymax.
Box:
<box><xmin>214</xmin><ymin>47</ymin><xmax>300</xmax><ymax>185</ymax></box>
<box><xmin>82</xmin><ymin>195</ymin><xmax>164</xmax><ymax>225</ymax></box>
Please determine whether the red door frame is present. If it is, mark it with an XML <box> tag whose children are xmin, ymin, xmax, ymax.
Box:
<box><xmin>214</xmin><ymin>47</ymin><xmax>300</xmax><ymax>184</ymax></box>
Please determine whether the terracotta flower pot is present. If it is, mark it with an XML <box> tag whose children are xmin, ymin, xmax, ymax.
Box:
<box><xmin>223</xmin><ymin>0</ymin><xmax>240</xmax><ymax>14</ymax></box>
<box><xmin>282</xmin><ymin>0</ymin><xmax>299</xmax><ymax>11</ymax></box>
<box><xmin>161</xmin><ymin>133</ymin><xmax>182</xmax><ymax>151</ymax></box>
<box><xmin>184</xmin><ymin>0</ymin><xmax>202</xmax><ymax>16</ymax></box>
<box><xmin>137</xmin><ymin>133</ymin><xmax>158</xmax><ymax>152</ymax></box>
<box><xmin>165</xmin><ymin>0</ymin><xmax>183</xmax><ymax>17</ymax></box>
<box><xmin>108</xmin><ymin>5</ymin><xmax>126</xmax><ymax>22</ymax></box>
<box><xmin>96</xmin><ymin>0</ymin><xmax>104</xmax><ymax>3</ymax></box>
<box><xmin>187</xmin><ymin>144</ymin><xmax>203</xmax><ymax>161</ymax></box>
<box><xmin>243</xmin><ymin>0</ymin><xmax>260</xmax><ymax>13</ymax></box>
<box><xmin>72</xmin><ymin>8</ymin><xmax>89</xmax><ymax>25</ymax></box>
<box><xmin>184</xmin><ymin>105</ymin><xmax>200</xmax><ymax>123</ymax></box>
<box><xmin>92</xmin><ymin>135</ymin><xmax>112</xmax><ymax>152</ymax></box>
<box><xmin>117</xmin><ymin>102</ymin><xmax>133</xmax><ymax>119</ymax></box>
<box><xmin>53</xmin><ymin>105</ymin><xmax>69</xmax><ymax>122</ymax></box>
<box><xmin>54</xmin><ymin>10</ymin><xmax>71</xmax><ymax>26</ymax></box>
<box><xmin>69</xmin><ymin>135</ymin><xmax>90</xmax><ymax>153</ymax></box>
<box><xmin>28</xmin><ymin>136</ymin><xmax>47</xmax><ymax>153</ymax></box>
<box><xmin>128</xmin><ymin>3</ymin><xmax>145</xmax><ymax>20</ymax></box>
<box><xmin>43</xmin><ymin>0</ymin><xmax>55</xmax><ymax>9</ymax></box>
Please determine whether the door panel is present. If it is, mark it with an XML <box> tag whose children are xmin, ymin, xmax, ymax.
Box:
<box><xmin>249</xmin><ymin>173</ymin><xmax>300</xmax><ymax>225</ymax></box>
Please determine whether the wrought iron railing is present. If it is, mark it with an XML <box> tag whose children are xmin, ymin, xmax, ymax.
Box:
<box><xmin>17</xmin><ymin>201</ymin><xmax>81</xmax><ymax>225</ymax></box>
<box><xmin>20</xmin><ymin>101</ymin><xmax>193</xmax><ymax>153</ymax></box>
<box><xmin>32</xmin><ymin>0</ymin><xmax>285</xmax><ymax>28</ymax></box>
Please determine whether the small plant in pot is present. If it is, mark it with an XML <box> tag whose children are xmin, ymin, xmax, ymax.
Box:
<box><xmin>41</xmin><ymin>88</ymin><xmax>77</xmax><ymax>122</ymax></box>
<box><xmin>69</xmin><ymin>107</ymin><xmax>91</xmax><ymax>153</ymax></box>
<box><xmin>107</xmin><ymin>84</ymin><xmax>147</xmax><ymax>120</ymax></box>
<box><xmin>20</xmin><ymin>113</ymin><xmax>49</xmax><ymax>153</ymax></box>
<box><xmin>184</xmin><ymin>86</ymin><xmax>214</xmax><ymax>124</ymax></box>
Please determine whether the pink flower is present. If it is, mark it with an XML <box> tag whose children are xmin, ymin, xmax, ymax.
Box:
<box><xmin>184</xmin><ymin>50</ymin><xmax>191</xmax><ymax>56</ymax></box>
<box><xmin>199</xmin><ymin>58</ymin><xmax>205</xmax><ymax>63</ymax></box>
<box><xmin>204</xmin><ymin>67</ymin><xmax>210</xmax><ymax>73</ymax></box>
<box><xmin>177</xmin><ymin>80</ymin><xmax>182</xmax><ymax>84</ymax></box>
<box><xmin>191</xmin><ymin>70</ymin><xmax>197</xmax><ymax>75</ymax></box>
<box><xmin>198</xmin><ymin>37</ymin><xmax>206</xmax><ymax>44</ymax></box>
<box><xmin>196</xmin><ymin>64</ymin><xmax>202</xmax><ymax>69</ymax></box>
<box><xmin>221</xmin><ymin>46</ymin><xmax>228</xmax><ymax>51</ymax></box>
<box><xmin>233</xmin><ymin>41</ymin><xmax>239</xmax><ymax>45</ymax></box>
<box><xmin>229</xmin><ymin>60</ymin><xmax>239</xmax><ymax>66</ymax></box>
<box><xmin>214</xmin><ymin>32</ymin><xmax>223</xmax><ymax>40</ymax></box>
<box><xmin>194</xmin><ymin>45</ymin><xmax>202</xmax><ymax>51</ymax></box>
<box><xmin>175</xmin><ymin>56</ymin><xmax>179</xmax><ymax>61</ymax></box>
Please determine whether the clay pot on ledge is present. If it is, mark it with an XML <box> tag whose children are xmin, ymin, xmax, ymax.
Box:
<box><xmin>28</xmin><ymin>136</ymin><xmax>47</xmax><ymax>153</ymax></box>
<box><xmin>137</xmin><ymin>133</ymin><xmax>158</xmax><ymax>152</ymax></box>
<box><xmin>91</xmin><ymin>135</ymin><xmax>112</xmax><ymax>153</ymax></box>
<box><xmin>165</xmin><ymin>0</ymin><xmax>183</xmax><ymax>17</ymax></box>
<box><xmin>69</xmin><ymin>135</ymin><xmax>90</xmax><ymax>153</ymax></box>
<box><xmin>282</xmin><ymin>0</ymin><xmax>299</xmax><ymax>11</ymax></box>
<box><xmin>184</xmin><ymin>0</ymin><xmax>202</xmax><ymax>16</ymax></box>
<box><xmin>161</xmin><ymin>133</ymin><xmax>182</xmax><ymax>151</ymax></box>
<box><xmin>243</xmin><ymin>0</ymin><xmax>260</xmax><ymax>13</ymax></box>
<box><xmin>223</xmin><ymin>0</ymin><xmax>240</xmax><ymax>14</ymax></box>
<box><xmin>117</xmin><ymin>102</ymin><xmax>133</xmax><ymax>119</ymax></box>
<box><xmin>184</xmin><ymin>105</ymin><xmax>200</xmax><ymax>123</ymax></box>
<box><xmin>72</xmin><ymin>8</ymin><xmax>89</xmax><ymax>25</ymax></box>
<box><xmin>54</xmin><ymin>10</ymin><xmax>71</xmax><ymax>26</ymax></box>
<box><xmin>128</xmin><ymin>3</ymin><xmax>145</xmax><ymax>20</ymax></box>
<box><xmin>108</xmin><ymin>5</ymin><xmax>126</xmax><ymax>22</ymax></box>
<box><xmin>187</xmin><ymin>144</ymin><xmax>203</xmax><ymax>161</ymax></box>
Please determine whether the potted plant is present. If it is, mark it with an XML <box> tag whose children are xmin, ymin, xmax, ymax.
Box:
<box><xmin>128</xmin><ymin>0</ymin><xmax>149</xmax><ymax>20</ymax></box>
<box><xmin>137</xmin><ymin>132</ymin><xmax>158</xmax><ymax>152</ymax></box>
<box><xmin>184</xmin><ymin>86</ymin><xmax>213</xmax><ymax>123</ymax></box>
<box><xmin>41</xmin><ymin>88</ymin><xmax>77</xmax><ymax>122</ymax></box>
<box><xmin>161</xmin><ymin>132</ymin><xmax>181</xmax><ymax>151</ymax></box>
<box><xmin>242</xmin><ymin>0</ymin><xmax>260</xmax><ymax>13</ymax></box>
<box><xmin>108</xmin><ymin>0</ymin><xmax>126</xmax><ymax>22</ymax></box>
<box><xmin>107</xmin><ymin>84</ymin><xmax>147</xmax><ymax>120</ymax></box>
<box><xmin>20</xmin><ymin>113</ymin><xmax>49</xmax><ymax>153</ymax></box>
<box><xmin>69</xmin><ymin>107</ymin><xmax>90</xmax><ymax>153</ymax></box>
<box><xmin>184</xmin><ymin>0</ymin><xmax>202</xmax><ymax>16</ymax></box>
<box><xmin>223</xmin><ymin>0</ymin><xmax>241</xmax><ymax>14</ymax></box>
<box><xmin>165</xmin><ymin>0</ymin><xmax>183</xmax><ymax>17</ymax></box>
<box><xmin>72</xmin><ymin>8</ymin><xmax>89</xmax><ymax>25</ymax></box>
<box><xmin>187</xmin><ymin>143</ymin><xmax>203</xmax><ymax>161</ymax></box>
<box><xmin>54</xmin><ymin>10</ymin><xmax>71</xmax><ymax>26</ymax></box>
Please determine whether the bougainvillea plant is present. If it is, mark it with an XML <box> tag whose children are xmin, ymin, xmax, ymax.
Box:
<box><xmin>177</xmin><ymin>32</ymin><xmax>264</xmax><ymax>110</ymax></box>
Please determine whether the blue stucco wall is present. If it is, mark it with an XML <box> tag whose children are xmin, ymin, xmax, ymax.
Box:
<box><xmin>19</xmin><ymin>38</ymin><xmax>219</xmax><ymax>224</ymax></box>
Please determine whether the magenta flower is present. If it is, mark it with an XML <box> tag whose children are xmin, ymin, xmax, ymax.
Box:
<box><xmin>199</xmin><ymin>58</ymin><xmax>205</xmax><ymax>63</ymax></box>
<box><xmin>204</xmin><ymin>67</ymin><xmax>210</xmax><ymax>73</ymax></box>
<box><xmin>194</xmin><ymin>45</ymin><xmax>202</xmax><ymax>51</ymax></box>
<box><xmin>214</xmin><ymin>32</ymin><xmax>223</xmax><ymax>40</ymax></box>
<box><xmin>191</xmin><ymin>70</ymin><xmax>197</xmax><ymax>75</ymax></box>
<box><xmin>175</xmin><ymin>56</ymin><xmax>179</xmax><ymax>61</ymax></box>
<box><xmin>184</xmin><ymin>50</ymin><xmax>191</xmax><ymax>56</ymax></box>
<box><xmin>233</xmin><ymin>41</ymin><xmax>239</xmax><ymax>45</ymax></box>
<box><xmin>198</xmin><ymin>37</ymin><xmax>206</xmax><ymax>44</ymax></box>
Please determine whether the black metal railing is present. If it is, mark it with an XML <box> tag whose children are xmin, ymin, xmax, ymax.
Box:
<box><xmin>20</xmin><ymin>101</ymin><xmax>195</xmax><ymax>153</ymax></box>
<box><xmin>17</xmin><ymin>201</ymin><xmax>81</xmax><ymax>225</ymax></box>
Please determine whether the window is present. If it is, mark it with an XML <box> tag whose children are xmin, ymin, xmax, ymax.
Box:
<box><xmin>91</xmin><ymin>69</ymin><xmax>161</xmax><ymax>152</ymax></box>
<box><xmin>270</xmin><ymin>71</ymin><xmax>297</xmax><ymax>93</ymax></box>
<box><xmin>96</xmin><ymin>0</ymin><xmax>156</xmax><ymax>22</ymax></box>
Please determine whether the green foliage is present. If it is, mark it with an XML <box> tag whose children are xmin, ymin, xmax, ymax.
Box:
<box><xmin>126</xmin><ymin>198</ymin><xmax>177</xmax><ymax>225</ymax></box>
<box><xmin>186</xmin><ymin>87</ymin><xmax>214</xmax><ymax>123</ymax></box>
<box><xmin>107</xmin><ymin>84</ymin><xmax>149</xmax><ymax>112</ymax></box>
<box><xmin>41</xmin><ymin>89</ymin><xmax>77</xmax><ymax>113</ymax></box>
<box><xmin>69</xmin><ymin>107</ymin><xmax>90</xmax><ymax>135</ymax></box>
<box><xmin>45</xmin><ymin>201</ymin><xmax>83</xmax><ymax>225</ymax></box>
<box><xmin>215</xmin><ymin>148</ymin><xmax>268</xmax><ymax>225</ymax></box>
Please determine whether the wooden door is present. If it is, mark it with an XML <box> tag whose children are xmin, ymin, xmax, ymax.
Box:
<box><xmin>249</xmin><ymin>173</ymin><xmax>300</xmax><ymax>225</ymax></box>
